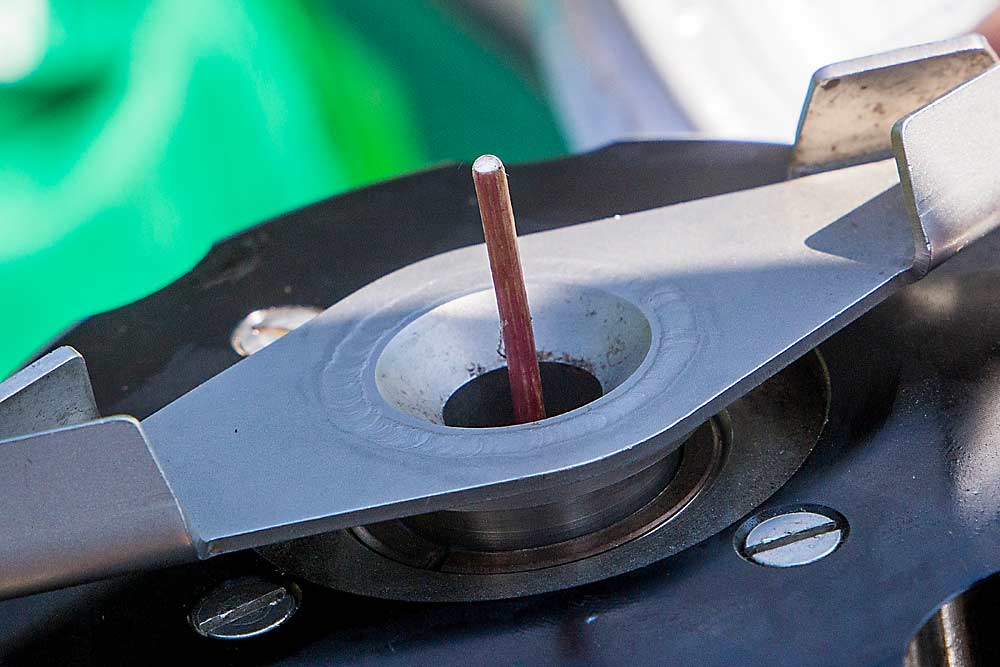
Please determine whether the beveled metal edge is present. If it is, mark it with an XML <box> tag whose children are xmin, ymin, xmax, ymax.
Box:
<box><xmin>789</xmin><ymin>35</ymin><xmax>997</xmax><ymax>177</ymax></box>
<box><xmin>0</xmin><ymin>416</ymin><xmax>197</xmax><ymax>600</ymax></box>
<box><xmin>892</xmin><ymin>64</ymin><xmax>1000</xmax><ymax>276</ymax></box>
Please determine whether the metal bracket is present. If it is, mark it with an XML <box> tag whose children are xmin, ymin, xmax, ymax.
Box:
<box><xmin>789</xmin><ymin>35</ymin><xmax>997</xmax><ymax>177</ymax></box>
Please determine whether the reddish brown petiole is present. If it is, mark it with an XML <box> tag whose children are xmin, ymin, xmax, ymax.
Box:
<box><xmin>472</xmin><ymin>154</ymin><xmax>546</xmax><ymax>424</ymax></box>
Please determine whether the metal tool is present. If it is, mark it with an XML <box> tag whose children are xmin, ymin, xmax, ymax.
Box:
<box><xmin>3</xmin><ymin>36</ymin><xmax>1000</xmax><ymax>602</ymax></box>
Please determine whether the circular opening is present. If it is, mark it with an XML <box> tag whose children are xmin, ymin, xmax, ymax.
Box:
<box><xmin>375</xmin><ymin>284</ymin><xmax>652</xmax><ymax>425</ymax></box>
<box><xmin>442</xmin><ymin>362</ymin><xmax>603</xmax><ymax>428</ymax></box>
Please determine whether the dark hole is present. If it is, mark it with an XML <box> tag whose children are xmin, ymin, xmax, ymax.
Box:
<box><xmin>442</xmin><ymin>362</ymin><xmax>604</xmax><ymax>428</ymax></box>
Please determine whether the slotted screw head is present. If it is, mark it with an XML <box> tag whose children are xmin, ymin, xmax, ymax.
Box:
<box><xmin>230</xmin><ymin>306</ymin><xmax>321</xmax><ymax>357</ymax></box>
<box><xmin>189</xmin><ymin>576</ymin><xmax>299</xmax><ymax>640</ymax></box>
<box><xmin>736</xmin><ymin>506</ymin><xmax>848</xmax><ymax>568</ymax></box>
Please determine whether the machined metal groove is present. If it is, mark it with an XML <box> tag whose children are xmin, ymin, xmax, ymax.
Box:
<box><xmin>352</xmin><ymin>416</ymin><xmax>722</xmax><ymax>574</ymax></box>
<box><xmin>397</xmin><ymin>446</ymin><xmax>685</xmax><ymax>553</ymax></box>
<box><xmin>259</xmin><ymin>351</ymin><xmax>829</xmax><ymax>600</ymax></box>
<box><xmin>905</xmin><ymin>571</ymin><xmax>1000</xmax><ymax>667</ymax></box>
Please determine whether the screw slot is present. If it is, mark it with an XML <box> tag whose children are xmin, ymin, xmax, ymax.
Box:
<box><xmin>735</xmin><ymin>505</ymin><xmax>848</xmax><ymax>568</ymax></box>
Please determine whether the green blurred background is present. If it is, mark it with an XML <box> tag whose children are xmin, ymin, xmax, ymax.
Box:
<box><xmin>0</xmin><ymin>0</ymin><xmax>566</xmax><ymax>377</ymax></box>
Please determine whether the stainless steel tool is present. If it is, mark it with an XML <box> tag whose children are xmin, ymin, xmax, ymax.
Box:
<box><xmin>4</xmin><ymin>36</ymin><xmax>1000</xmax><ymax>601</ymax></box>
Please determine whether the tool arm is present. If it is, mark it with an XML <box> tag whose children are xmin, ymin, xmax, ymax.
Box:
<box><xmin>0</xmin><ymin>348</ymin><xmax>196</xmax><ymax>599</ymax></box>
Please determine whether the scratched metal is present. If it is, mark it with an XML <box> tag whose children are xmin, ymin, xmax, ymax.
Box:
<box><xmin>789</xmin><ymin>34</ymin><xmax>996</xmax><ymax>176</ymax></box>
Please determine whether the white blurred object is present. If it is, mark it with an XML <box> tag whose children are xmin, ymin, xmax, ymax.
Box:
<box><xmin>0</xmin><ymin>0</ymin><xmax>48</xmax><ymax>83</ymax></box>
<box><xmin>533</xmin><ymin>0</ymin><xmax>696</xmax><ymax>150</ymax></box>
<box><xmin>616</xmin><ymin>0</ymin><xmax>996</xmax><ymax>142</ymax></box>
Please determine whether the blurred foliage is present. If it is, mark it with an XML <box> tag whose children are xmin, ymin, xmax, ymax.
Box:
<box><xmin>0</xmin><ymin>0</ymin><xmax>565</xmax><ymax>377</ymax></box>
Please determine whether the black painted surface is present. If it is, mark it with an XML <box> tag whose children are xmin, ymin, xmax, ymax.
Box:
<box><xmin>4</xmin><ymin>140</ymin><xmax>1000</xmax><ymax>666</ymax></box>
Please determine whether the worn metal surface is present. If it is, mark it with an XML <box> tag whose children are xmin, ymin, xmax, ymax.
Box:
<box><xmin>0</xmin><ymin>346</ymin><xmax>98</xmax><ymax>440</ymax></box>
<box><xmin>373</xmin><ymin>283</ymin><xmax>651</xmax><ymax>424</ymax></box>
<box><xmin>0</xmin><ymin>416</ymin><xmax>196</xmax><ymax>599</ymax></box>
<box><xmin>789</xmin><ymin>35</ymin><xmax>996</xmax><ymax>176</ymax></box>
<box><xmin>5</xmin><ymin>140</ymin><xmax>1000</xmax><ymax>666</ymax></box>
